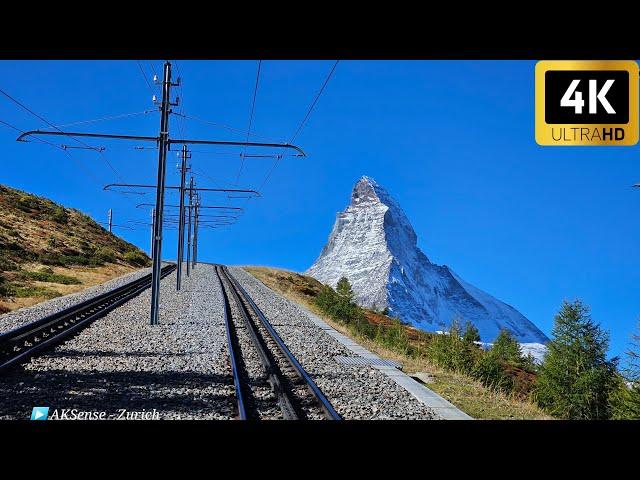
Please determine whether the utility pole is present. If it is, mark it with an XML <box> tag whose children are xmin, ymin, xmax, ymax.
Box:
<box><xmin>176</xmin><ymin>145</ymin><xmax>189</xmax><ymax>290</ymax></box>
<box><xmin>150</xmin><ymin>207</ymin><xmax>155</xmax><ymax>257</ymax></box>
<box><xmin>15</xmin><ymin>60</ymin><xmax>305</xmax><ymax>329</ymax></box>
<box><xmin>108</xmin><ymin>208</ymin><xmax>113</xmax><ymax>233</ymax></box>
<box><xmin>150</xmin><ymin>61</ymin><xmax>176</xmax><ymax>326</ymax></box>
<box><xmin>186</xmin><ymin>176</ymin><xmax>194</xmax><ymax>276</ymax></box>
<box><xmin>193</xmin><ymin>195</ymin><xmax>200</xmax><ymax>269</ymax></box>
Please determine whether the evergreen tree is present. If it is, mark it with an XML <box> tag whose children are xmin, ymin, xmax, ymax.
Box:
<box><xmin>336</xmin><ymin>276</ymin><xmax>354</xmax><ymax>301</ymax></box>
<box><xmin>491</xmin><ymin>329</ymin><xmax>523</xmax><ymax>366</ymax></box>
<box><xmin>627</xmin><ymin>322</ymin><xmax>640</xmax><ymax>380</ymax></box>
<box><xmin>462</xmin><ymin>321</ymin><xmax>481</xmax><ymax>345</ymax></box>
<box><xmin>473</xmin><ymin>329</ymin><xmax>524</xmax><ymax>392</ymax></box>
<box><xmin>427</xmin><ymin>320</ymin><xmax>477</xmax><ymax>374</ymax></box>
<box><xmin>609</xmin><ymin>322</ymin><xmax>640</xmax><ymax>419</ymax></box>
<box><xmin>315</xmin><ymin>277</ymin><xmax>364</xmax><ymax>325</ymax></box>
<box><xmin>535</xmin><ymin>300</ymin><xmax>618</xmax><ymax>419</ymax></box>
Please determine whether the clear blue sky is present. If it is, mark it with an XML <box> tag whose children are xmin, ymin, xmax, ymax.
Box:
<box><xmin>0</xmin><ymin>60</ymin><xmax>638</xmax><ymax>361</ymax></box>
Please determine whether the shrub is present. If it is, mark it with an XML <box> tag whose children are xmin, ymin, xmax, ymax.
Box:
<box><xmin>95</xmin><ymin>247</ymin><xmax>117</xmax><ymax>264</ymax></box>
<box><xmin>124</xmin><ymin>250</ymin><xmax>149</xmax><ymax>267</ymax></box>
<box><xmin>51</xmin><ymin>206</ymin><xmax>68</xmax><ymax>224</ymax></box>
<box><xmin>19</xmin><ymin>270</ymin><xmax>82</xmax><ymax>285</ymax></box>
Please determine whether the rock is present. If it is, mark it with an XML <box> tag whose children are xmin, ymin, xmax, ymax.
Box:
<box><xmin>306</xmin><ymin>176</ymin><xmax>548</xmax><ymax>344</ymax></box>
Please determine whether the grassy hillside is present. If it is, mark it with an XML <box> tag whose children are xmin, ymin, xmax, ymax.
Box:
<box><xmin>0</xmin><ymin>184</ymin><xmax>150</xmax><ymax>313</ymax></box>
<box><xmin>244</xmin><ymin>266</ymin><xmax>551</xmax><ymax>420</ymax></box>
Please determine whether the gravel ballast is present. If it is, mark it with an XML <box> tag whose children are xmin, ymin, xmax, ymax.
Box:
<box><xmin>229</xmin><ymin>266</ymin><xmax>440</xmax><ymax>420</ymax></box>
<box><xmin>0</xmin><ymin>267</ymin><xmax>152</xmax><ymax>334</ymax></box>
<box><xmin>0</xmin><ymin>265</ymin><xmax>234</xmax><ymax>420</ymax></box>
<box><xmin>0</xmin><ymin>263</ymin><xmax>440</xmax><ymax>420</ymax></box>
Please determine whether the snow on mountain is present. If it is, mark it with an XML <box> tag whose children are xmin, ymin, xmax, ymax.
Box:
<box><xmin>306</xmin><ymin>176</ymin><xmax>549</xmax><ymax>344</ymax></box>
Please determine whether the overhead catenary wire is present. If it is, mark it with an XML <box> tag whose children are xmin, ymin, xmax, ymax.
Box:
<box><xmin>172</xmin><ymin>112</ymin><xmax>276</xmax><ymax>143</ymax></box>
<box><xmin>171</xmin><ymin>59</ymin><xmax>187</xmax><ymax>144</ymax></box>
<box><xmin>253</xmin><ymin>60</ymin><xmax>340</xmax><ymax>195</ymax></box>
<box><xmin>235</xmin><ymin>60</ymin><xmax>262</xmax><ymax>185</ymax></box>
<box><xmin>289</xmin><ymin>60</ymin><xmax>339</xmax><ymax>144</ymax></box>
<box><xmin>54</xmin><ymin>109</ymin><xmax>157</xmax><ymax>128</ymax></box>
<box><xmin>0</xmin><ymin>118</ymin><xmax>105</xmax><ymax>185</ymax></box>
<box><xmin>136</xmin><ymin>60</ymin><xmax>157</xmax><ymax>95</ymax></box>
<box><xmin>0</xmin><ymin>86</ymin><xmax>125</xmax><ymax>182</ymax></box>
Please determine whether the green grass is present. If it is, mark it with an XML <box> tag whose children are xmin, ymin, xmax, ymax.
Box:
<box><xmin>18</xmin><ymin>270</ymin><xmax>82</xmax><ymax>285</ymax></box>
<box><xmin>4</xmin><ymin>284</ymin><xmax>60</xmax><ymax>299</ymax></box>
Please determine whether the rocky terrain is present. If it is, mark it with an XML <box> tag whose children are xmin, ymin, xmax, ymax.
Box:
<box><xmin>307</xmin><ymin>176</ymin><xmax>548</xmax><ymax>344</ymax></box>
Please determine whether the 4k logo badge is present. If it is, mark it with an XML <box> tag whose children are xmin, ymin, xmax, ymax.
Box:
<box><xmin>535</xmin><ymin>60</ymin><xmax>638</xmax><ymax>146</ymax></box>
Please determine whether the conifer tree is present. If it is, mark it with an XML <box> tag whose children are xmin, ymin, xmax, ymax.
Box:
<box><xmin>462</xmin><ymin>321</ymin><xmax>481</xmax><ymax>345</ymax></box>
<box><xmin>473</xmin><ymin>329</ymin><xmax>524</xmax><ymax>391</ymax></box>
<box><xmin>609</xmin><ymin>322</ymin><xmax>640</xmax><ymax>419</ymax></box>
<box><xmin>336</xmin><ymin>276</ymin><xmax>354</xmax><ymax>301</ymax></box>
<box><xmin>491</xmin><ymin>329</ymin><xmax>523</xmax><ymax>366</ymax></box>
<box><xmin>535</xmin><ymin>300</ymin><xmax>618</xmax><ymax>419</ymax></box>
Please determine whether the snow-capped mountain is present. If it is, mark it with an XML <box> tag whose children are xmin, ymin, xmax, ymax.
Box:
<box><xmin>306</xmin><ymin>176</ymin><xmax>548</xmax><ymax>344</ymax></box>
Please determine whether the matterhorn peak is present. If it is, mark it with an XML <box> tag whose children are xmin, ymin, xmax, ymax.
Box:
<box><xmin>306</xmin><ymin>176</ymin><xmax>548</xmax><ymax>344</ymax></box>
<box><xmin>352</xmin><ymin>176</ymin><xmax>383</xmax><ymax>204</ymax></box>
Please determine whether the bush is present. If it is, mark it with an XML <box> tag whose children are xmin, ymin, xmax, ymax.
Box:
<box><xmin>124</xmin><ymin>250</ymin><xmax>149</xmax><ymax>267</ymax></box>
<box><xmin>95</xmin><ymin>247</ymin><xmax>117</xmax><ymax>264</ymax></box>
<box><xmin>39</xmin><ymin>253</ymin><xmax>102</xmax><ymax>267</ymax></box>
<box><xmin>19</xmin><ymin>270</ymin><xmax>82</xmax><ymax>285</ymax></box>
<box><xmin>8</xmin><ymin>284</ymin><xmax>61</xmax><ymax>299</ymax></box>
<box><xmin>50</xmin><ymin>206</ymin><xmax>68</xmax><ymax>224</ymax></box>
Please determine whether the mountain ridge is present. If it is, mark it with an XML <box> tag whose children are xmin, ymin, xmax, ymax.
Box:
<box><xmin>306</xmin><ymin>176</ymin><xmax>548</xmax><ymax>343</ymax></box>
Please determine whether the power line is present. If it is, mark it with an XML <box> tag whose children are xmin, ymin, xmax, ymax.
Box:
<box><xmin>252</xmin><ymin>60</ymin><xmax>340</xmax><ymax>196</ymax></box>
<box><xmin>172</xmin><ymin>112</ymin><xmax>276</xmax><ymax>142</ymax></box>
<box><xmin>171</xmin><ymin>60</ymin><xmax>188</xmax><ymax>145</ymax></box>
<box><xmin>0</xmin><ymin>86</ymin><xmax>124</xmax><ymax>181</ymax></box>
<box><xmin>54</xmin><ymin>109</ymin><xmax>156</xmax><ymax>128</ymax></box>
<box><xmin>235</xmin><ymin>60</ymin><xmax>262</xmax><ymax>185</ymax></box>
<box><xmin>289</xmin><ymin>60</ymin><xmax>339</xmax><ymax>144</ymax></box>
<box><xmin>0</xmin><ymin>118</ymin><xmax>104</xmax><ymax>185</ymax></box>
<box><xmin>136</xmin><ymin>60</ymin><xmax>158</xmax><ymax>95</ymax></box>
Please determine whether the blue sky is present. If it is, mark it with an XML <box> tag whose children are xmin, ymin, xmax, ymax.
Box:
<box><xmin>0</xmin><ymin>60</ymin><xmax>638</xmax><ymax>361</ymax></box>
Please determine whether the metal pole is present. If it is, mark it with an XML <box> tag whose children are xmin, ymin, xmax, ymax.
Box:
<box><xmin>176</xmin><ymin>145</ymin><xmax>188</xmax><ymax>290</ymax></box>
<box><xmin>193</xmin><ymin>197</ymin><xmax>200</xmax><ymax>268</ymax></box>
<box><xmin>150</xmin><ymin>208</ymin><xmax>155</xmax><ymax>257</ymax></box>
<box><xmin>150</xmin><ymin>61</ymin><xmax>173</xmax><ymax>326</ymax></box>
<box><xmin>108</xmin><ymin>209</ymin><xmax>112</xmax><ymax>233</ymax></box>
<box><xmin>186</xmin><ymin>176</ymin><xmax>193</xmax><ymax>276</ymax></box>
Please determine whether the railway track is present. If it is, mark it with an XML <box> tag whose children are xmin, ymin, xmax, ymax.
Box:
<box><xmin>215</xmin><ymin>265</ymin><xmax>341</xmax><ymax>420</ymax></box>
<box><xmin>0</xmin><ymin>264</ymin><xmax>176</xmax><ymax>375</ymax></box>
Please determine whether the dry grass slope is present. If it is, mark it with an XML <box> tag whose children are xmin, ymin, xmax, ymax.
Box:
<box><xmin>0</xmin><ymin>184</ymin><xmax>150</xmax><ymax>313</ymax></box>
<box><xmin>244</xmin><ymin>265</ymin><xmax>551</xmax><ymax>420</ymax></box>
